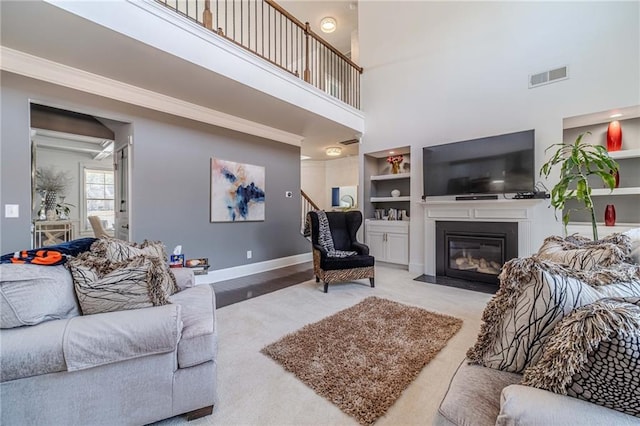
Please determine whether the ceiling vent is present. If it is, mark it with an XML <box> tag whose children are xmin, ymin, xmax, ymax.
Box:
<box><xmin>339</xmin><ymin>138</ymin><xmax>360</xmax><ymax>146</ymax></box>
<box><xmin>529</xmin><ymin>66</ymin><xmax>568</xmax><ymax>88</ymax></box>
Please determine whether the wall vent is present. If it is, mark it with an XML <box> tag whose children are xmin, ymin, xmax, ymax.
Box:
<box><xmin>339</xmin><ymin>138</ymin><xmax>360</xmax><ymax>145</ymax></box>
<box><xmin>528</xmin><ymin>66</ymin><xmax>568</xmax><ymax>88</ymax></box>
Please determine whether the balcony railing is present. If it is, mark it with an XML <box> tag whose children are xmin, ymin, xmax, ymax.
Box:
<box><xmin>156</xmin><ymin>0</ymin><xmax>363</xmax><ymax>109</ymax></box>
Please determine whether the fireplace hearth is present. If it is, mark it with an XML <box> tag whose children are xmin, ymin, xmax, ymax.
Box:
<box><xmin>436</xmin><ymin>221</ymin><xmax>518</xmax><ymax>285</ymax></box>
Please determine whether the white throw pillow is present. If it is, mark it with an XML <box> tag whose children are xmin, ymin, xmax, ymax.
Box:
<box><xmin>623</xmin><ymin>228</ymin><xmax>640</xmax><ymax>265</ymax></box>
<box><xmin>467</xmin><ymin>257</ymin><xmax>640</xmax><ymax>373</ymax></box>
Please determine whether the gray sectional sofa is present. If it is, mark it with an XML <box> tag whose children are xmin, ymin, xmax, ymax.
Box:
<box><xmin>0</xmin><ymin>264</ymin><xmax>217</xmax><ymax>425</ymax></box>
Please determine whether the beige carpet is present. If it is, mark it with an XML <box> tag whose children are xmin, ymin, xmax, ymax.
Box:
<box><xmin>261</xmin><ymin>296</ymin><xmax>463</xmax><ymax>425</ymax></box>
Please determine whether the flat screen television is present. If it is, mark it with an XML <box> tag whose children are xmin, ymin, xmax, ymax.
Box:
<box><xmin>423</xmin><ymin>130</ymin><xmax>535</xmax><ymax>197</ymax></box>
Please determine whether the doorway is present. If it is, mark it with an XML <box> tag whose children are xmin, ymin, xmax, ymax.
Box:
<box><xmin>30</xmin><ymin>103</ymin><xmax>131</xmax><ymax>245</ymax></box>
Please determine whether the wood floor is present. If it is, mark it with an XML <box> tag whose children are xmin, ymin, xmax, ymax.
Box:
<box><xmin>213</xmin><ymin>262</ymin><xmax>314</xmax><ymax>308</ymax></box>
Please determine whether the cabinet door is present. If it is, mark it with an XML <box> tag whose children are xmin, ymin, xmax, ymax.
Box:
<box><xmin>366</xmin><ymin>231</ymin><xmax>386</xmax><ymax>261</ymax></box>
<box><xmin>385</xmin><ymin>232</ymin><xmax>409</xmax><ymax>265</ymax></box>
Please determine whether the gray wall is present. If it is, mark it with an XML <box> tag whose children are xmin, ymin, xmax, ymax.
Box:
<box><xmin>0</xmin><ymin>71</ymin><xmax>310</xmax><ymax>268</ymax></box>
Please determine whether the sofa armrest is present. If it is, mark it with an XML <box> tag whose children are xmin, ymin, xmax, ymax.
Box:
<box><xmin>62</xmin><ymin>304</ymin><xmax>182</xmax><ymax>372</ymax></box>
<box><xmin>497</xmin><ymin>384</ymin><xmax>640</xmax><ymax>426</ymax></box>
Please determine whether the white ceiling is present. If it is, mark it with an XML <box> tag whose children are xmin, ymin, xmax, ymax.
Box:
<box><xmin>0</xmin><ymin>0</ymin><xmax>361</xmax><ymax>161</ymax></box>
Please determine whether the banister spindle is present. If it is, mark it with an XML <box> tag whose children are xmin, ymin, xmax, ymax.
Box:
<box><xmin>304</xmin><ymin>22</ymin><xmax>310</xmax><ymax>83</ymax></box>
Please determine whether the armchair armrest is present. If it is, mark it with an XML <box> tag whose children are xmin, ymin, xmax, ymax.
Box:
<box><xmin>62</xmin><ymin>304</ymin><xmax>182</xmax><ymax>372</ymax></box>
<box><xmin>312</xmin><ymin>243</ymin><xmax>328</xmax><ymax>256</ymax></box>
<box><xmin>352</xmin><ymin>242</ymin><xmax>370</xmax><ymax>255</ymax></box>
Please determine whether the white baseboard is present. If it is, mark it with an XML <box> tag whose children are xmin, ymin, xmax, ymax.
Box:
<box><xmin>195</xmin><ymin>252</ymin><xmax>312</xmax><ymax>284</ymax></box>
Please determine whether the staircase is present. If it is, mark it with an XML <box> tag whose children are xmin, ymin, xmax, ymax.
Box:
<box><xmin>301</xmin><ymin>190</ymin><xmax>319</xmax><ymax>239</ymax></box>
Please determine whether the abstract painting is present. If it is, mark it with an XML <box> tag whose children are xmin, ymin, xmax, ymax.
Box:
<box><xmin>211</xmin><ymin>158</ymin><xmax>265</xmax><ymax>222</ymax></box>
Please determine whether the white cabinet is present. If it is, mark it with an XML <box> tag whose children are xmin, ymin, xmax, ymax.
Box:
<box><xmin>365</xmin><ymin>220</ymin><xmax>409</xmax><ymax>265</ymax></box>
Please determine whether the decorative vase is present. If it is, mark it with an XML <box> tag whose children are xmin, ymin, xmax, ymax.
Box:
<box><xmin>604</xmin><ymin>204</ymin><xmax>616</xmax><ymax>226</ymax></box>
<box><xmin>391</xmin><ymin>189</ymin><xmax>401</xmax><ymax>198</ymax></box>
<box><xmin>43</xmin><ymin>190</ymin><xmax>58</xmax><ymax>220</ymax></box>
<box><xmin>391</xmin><ymin>162</ymin><xmax>401</xmax><ymax>174</ymax></box>
<box><xmin>606</xmin><ymin>121</ymin><xmax>622</xmax><ymax>151</ymax></box>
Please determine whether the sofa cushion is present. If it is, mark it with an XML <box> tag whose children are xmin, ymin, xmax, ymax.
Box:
<box><xmin>67</xmin><ymin>255</ymin><xmax>172</xmax><ymax>315</ymax></box>
<box><xmin>536</xmin><ymin>234</ymin><xmax>631</xmax><ymax>270</ymax></box>
<box><xmin>522</xmin><ymin>297</ymin><xmax>640</xmax><ymax>418</ymax></box>
<box><xmin>498</xmin><ymin>384</ymin><xmax>640</xmax><ymax>426</ymax></box>
<box><xmin>63</xmin><ymin>304</ymin><xmax>182</xmax><ymax>371</ymax></box>
<box><xmin>169</xmin><ymin>284</ymin><xmax>217</xmax><ymax>368</ymax></box>
<box><xmin>91</xmin><ymin>238</ymin><xmax>178</xmax><ymax>294</ymax></box>
<box><xmin>467</xmin><ymin>257</ymin><xmax>640</xmax><ymax>373</ymax></box>
<box><xmin>0</xmin><ymin>317</ymin><xmax>70</xmax><ymax>381</ymax></box>
<box><xmin>171</xmin><ymin>267</ymin><xmax>196</xmax><ymax>291</ymax></box>
<box><xmin>624</xmin><ymin>228</ymin><xmax>640</xmax><ymax>265</ymax></box>
<box><xmin>438</xmin><ymin>359</ymin><xmax>521</xmax><ymax>426</ymax></box>
<box><xmin>0</xmin><ymin>264</ymin><xmax>80</xmax><ymax>329</ymax></box>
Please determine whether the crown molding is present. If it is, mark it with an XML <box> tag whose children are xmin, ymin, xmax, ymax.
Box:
<box><xmin>0</xmin><ymin>46</ymin><xmax>304</xmax><ymax>146</ymax></box>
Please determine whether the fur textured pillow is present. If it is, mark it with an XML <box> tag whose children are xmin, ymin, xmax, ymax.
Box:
<box><xmin>467</xmin><ymin>257</ymin><xmax>640</xmax><ymax>373</ymax></box>
<box><xmin>522</xmin><ymin>297</ymin><xmax>640</xmax><ymax>418</ymax></box>
<box><xmin>67</xmin><ymin>254</ymin><xmax>171</xmax><ymax>315</ymax></box>
<box><xmin>536</xmin><ymin>234</ymin><xmax>631</xmax><ymax>271</ymax></box>
<box><xmin>90</xmin><ymin>238</ymin><xmax>178</xmax><ymax>295</ymax></box>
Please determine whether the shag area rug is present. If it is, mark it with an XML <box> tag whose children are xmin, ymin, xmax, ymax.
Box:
<box><xmin>261</xmin><ymin>296</ymin><xmax>463</xmax><ymax>425</ymax></box>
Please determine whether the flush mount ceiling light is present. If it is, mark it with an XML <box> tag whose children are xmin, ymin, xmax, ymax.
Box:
<box><xmin>326</xmin><ymin>147</ymin><xmax>342</xmax><ymax>156</ymax></box>
<box><xmin>320</xmin><ymin>17</ymin><xmax>337</xmax><ymax>33</ymax></box>
<box><xmin>610</xmin><ymin>113</ymin><xmax>623</xmax><ymax>118</ymax></box>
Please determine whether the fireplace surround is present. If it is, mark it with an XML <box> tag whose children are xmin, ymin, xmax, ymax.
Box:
<box><xmin>436</xmin><ymin>221</ymin><xmax>518</xmax><ymax>285</ymax></box>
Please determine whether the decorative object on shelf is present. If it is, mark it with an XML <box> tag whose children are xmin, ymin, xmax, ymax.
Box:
<box><xmin>55</xmin><ymin>196</ymin><xmax>74</xmax><ymax>220</ymax></box>
<box><xmin>35</xmin><ymin>166</ymin><xmax>72</xmax><ymax>218</ymax></box>
<box><xmin>610</xmin><ymin>169</ymin><xmax>620</xmax><ymax>188</ymax></box>
<box><xmin>391</xmin><ymin>189</ymin><xmax>401</xmax><ymax>198</ymax></box>
<box><xmin>604</xmin><ymin>204</ymin><xmax>616</xmax><ymax>226</ymax></box>
<box><xmin>387</xmin><ymin>155</ymin><xmax>404</xmax><ymax>174</ymax></box>
<box><xmin>540</xmin><ymin>132</ymin><xmax>619</xmax><ymax>240</ymax></box>
<box><xmin>606</xmin><ymin>121</ymin><xmax>622</xmax><ymax>152</ymax></box>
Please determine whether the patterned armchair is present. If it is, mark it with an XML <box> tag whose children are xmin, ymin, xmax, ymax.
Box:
<box><xmin>307</xmin><ymin>210</ymin><xmax>375</xmax><ymax>293</ymax></box>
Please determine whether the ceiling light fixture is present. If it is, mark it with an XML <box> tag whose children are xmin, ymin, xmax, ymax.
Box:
<box><xmin>320</xmin><ymin>17</ymin><xmax>337</xmax><ymax>33</ymax></box>
<box><xmin>610</xmin><ymin>113</ymin><xmax>623</xmax><ymax>118</ymax></box>
<box><xmin>326</xmin><ymin>147</ymin><xmax>342</xmax><ymax>156</ymax></box>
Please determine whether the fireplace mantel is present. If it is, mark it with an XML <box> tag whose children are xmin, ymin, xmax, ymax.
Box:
<box><xmin>420</xmin><ymin>198</ymin><xmax>544</xmax><ymax>276</ymax></box>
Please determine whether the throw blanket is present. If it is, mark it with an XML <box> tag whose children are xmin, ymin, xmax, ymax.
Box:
<box><xmin>316</xmin><ymin>211</ymin><xmax>357</xmax><ymax>258</ymax></box>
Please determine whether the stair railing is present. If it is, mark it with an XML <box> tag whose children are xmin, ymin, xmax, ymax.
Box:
<box><xmin>301</xmin><ymin>189</ymin><xmax>319</xmax><ymax>238</ymax></box>
<box><xmin>156</xmin><ymin>0</ymin><xmax>363</xmax><ymax>109</ymax></box>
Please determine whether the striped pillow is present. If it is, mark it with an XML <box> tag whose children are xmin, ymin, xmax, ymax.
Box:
<box><xmin>67</xmin><ymin>254</ymin><xmax>171</xmax><ymax>315</ymax></box>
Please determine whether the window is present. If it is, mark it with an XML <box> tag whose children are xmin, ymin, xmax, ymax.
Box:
<box><xmin>83</xmin><ymin>168</ymin><xmax>114</xmax><ymax>232</ymax></box>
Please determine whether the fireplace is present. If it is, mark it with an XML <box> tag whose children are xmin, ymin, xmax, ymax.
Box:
<box><xmin>436</xmin><ymin>221</ymin><xmax>518</xmax><ymax>285</ymax></box>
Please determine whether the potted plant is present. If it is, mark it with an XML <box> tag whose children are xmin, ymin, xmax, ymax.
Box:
<box><xmin>540</xmin><ymin>132</ymin><xmax>619</xmax><ymax>240</ymax></box>
<box><xmin>35</xmin><ymin>166</ymin><xmax>72</xmax><ymax>217</ymax></box>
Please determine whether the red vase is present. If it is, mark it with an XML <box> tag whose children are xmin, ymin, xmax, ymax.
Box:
<box><xmin>607</xmin><ymin>121</ymin><xmax>622</xmax><ymax>151</ymax></box>
<box><xmin>604</xmin><ymin>204</ymin><xmax>616</xmax><ymax>226</ymax></box>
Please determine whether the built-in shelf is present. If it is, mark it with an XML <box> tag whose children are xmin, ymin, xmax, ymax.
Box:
<box><xmin>370</xmin><ymin>172</ymin><xmax>411</xmax><ymax>181</ymax></box>
<box><xmin>590</xmin><ymin>187</ymin><xmax>640</xmax><ymax>196</ymax></box>
<box><xmin>608</xmin><ymin>148</ymin><xmax>640</xmax><ymax>160</ymax></box>
<box><xmin>566</xmin><ymin>222</ymin><xmax>639</xmax><ymax>237</ymax></box>
<box><xmin>370</xmin><ymin>196</ymin><xmax>411</xmax><ymax>202</ymax></box>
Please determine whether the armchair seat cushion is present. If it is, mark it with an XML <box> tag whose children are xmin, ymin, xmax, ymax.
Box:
<box><xmin>320</xmin><ymin>254</ymin><xmax>375</xmax><ymax>270</ymax></box>
<box><xmin>169</xmin><ymin>285</ymin><xmax>217</xmax><ymax>368</ymax></box>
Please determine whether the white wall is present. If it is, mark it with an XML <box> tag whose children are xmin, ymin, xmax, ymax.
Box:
<box><xmin>301</xmin><ymin>156</ymin><xmax>359</xmax><ymax>209</ymax></box>
<box><xmin>301</xmin><ymin>160</ymin><xmax>327</xmax><ymax>209</ymax></box>
<box><xmin>358</xmin><ymin>1</ymin><xmax>640</xmax><ymax>274</ymax></box>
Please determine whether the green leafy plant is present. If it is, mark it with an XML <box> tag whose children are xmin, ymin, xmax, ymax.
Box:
<box><xmin>540</xmin><ymin>132</ymin><xmax>619</xmax><ymax>240</ymax></box>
